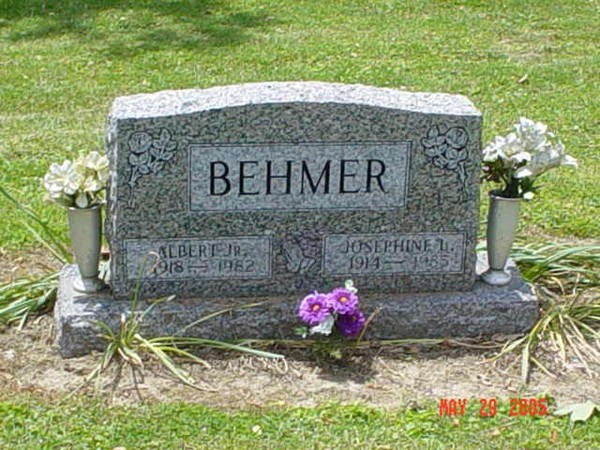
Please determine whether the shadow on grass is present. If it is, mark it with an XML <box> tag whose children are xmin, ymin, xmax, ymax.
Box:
<box><xmin>0</xmin><ymin>0</ymin><xmax>276</xmax><ymax>56</ymax></box>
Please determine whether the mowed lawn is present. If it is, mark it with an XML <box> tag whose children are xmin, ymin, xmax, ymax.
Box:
<box><xmin>1</xmin><ymin>2</ymin><xmax>599</xmax><ymax>448</ymax></box>
<box><xmin>1</xmin><ymin>398</ymin><xmax>599</xmax><ymax>450</ymax></box>
<box><xmin>0</xmin><ymin>0</ymin><xmax>598</xmax><ymax>250</ymax></box>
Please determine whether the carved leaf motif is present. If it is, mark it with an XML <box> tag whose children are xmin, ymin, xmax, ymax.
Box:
<box><xmin>432</xmin><ymin>157</ymin><xmax>446</xmax><ymax>169</ymax></box>
<box><xmin>427</xmin><ymin>125</ymin><xmax>440</xmax><ymax>139</ymax></box>
<box><xmin>164</xmin><ymin>140</ymin><xmax>177</xmax><ymax>152</ymax></box>
<box><xmin>137</xmin><ymin>164</ymin><xmax>151</xmax><ymax>175</ymax></box>
<box><xmin>149</xmin><ymin>145</ymin><xmax>163</xmax><ymax>159</ymax></box>
<box><xmin>421</xmin><ymin>137</ymin><xmax>441</xmax><ymax>148</ymax></box>
<box><xmin>160</xmin><ymin>149</ymin><xmax>175</xmax><ymax>161</ymax></box>
<box><xmin>151</xmin><ymin>161</ymin><xmax>165</xmax><ymax>173</ymax></box>
<box><xmin>426</xmin><ymin>143</ymin><xmax>449</xmax><ymax>159</ymax></box>
<box><xmin>158</xmin><ymin>129</ymin><xmax>171</xmax><ymax>146</ymax></box>
<box><xmin>128</xmin><ymin>152</ymin><xmax>150</xmax><ymax>166</ymax></box>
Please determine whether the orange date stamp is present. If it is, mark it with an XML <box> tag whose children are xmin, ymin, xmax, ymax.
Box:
<box><xmin>438</xmin><ymin>398</ymin><xmax>548</xmax><ymax>417</ymax></box>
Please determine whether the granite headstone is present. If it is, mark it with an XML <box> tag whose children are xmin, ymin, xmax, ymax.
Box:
<box><xmin>55</xmin><ymin>82</ymin><xmax>538</xmax><ymax>357</ymax></box>
<box><xmin>106</xmin><ymin>82</ymin><xmax>482</xmax><ymax>299</ymax></box>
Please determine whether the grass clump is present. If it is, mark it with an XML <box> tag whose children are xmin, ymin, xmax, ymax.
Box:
<box><xmin>83</xmin><ymin>256</ymin><xmax>284</xmax><ymax>399</ymax></box>
<box><xmin>0</xmin><ymin>187</ymin><xmax>69</xmax><ymax>327</ymax></box>
<box><xmin>492</xmin><ymin>241</ymin><xmax>600</xmax><ymax>384</ymax></box>
<box><xmin>0</xmin><ymin>272</ymin><xmax>59</xmax><ymax>328</ymax></box>
<box><xmin>86</xmin><ymin>298</ymin><xmax>285</xmax><ymax>399</ymax></box>
<box><xmin>513</xmin><ymin>241</ymin><xmax>600</xmax><ymax>292</ymax></box>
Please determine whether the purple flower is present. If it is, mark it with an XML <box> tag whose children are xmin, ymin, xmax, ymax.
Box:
<box><xmin>328</xmin><ymin>288</ymin><xmax>359</xmax><ymax>315</ymax></box>
<box><xmin>336</xmin><ymin>310</ymin><xmax>366</xmax><ymax>337</ymax></box>
<box><xmin>298</xmin><ymin>292</ymin><xmax>332</xmax><ymax>326</ymax></box>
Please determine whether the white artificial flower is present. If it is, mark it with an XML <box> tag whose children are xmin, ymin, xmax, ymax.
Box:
<box><xmin>500</xmin><ymin>132</ymin><xmax>524</xmax><ymax>158</ymax></box>
<box><xmin>43</xmin><ymin>151</ymin><xmax>110</xmax><ymax>208</ymax></box>
<box><xmin>71</xmin><ymin>156</ymin><xmax>88</xmax><ymax>175</ymax></box>
<box><xmin>42</xmin><ymin>160</ymin><xmax>83</xmax><ymax>196</ymax></box>
<box><xmin>84</xmin><ymin>151</ymin><xmax>109</xmax><ymax>173</ymax></box>
<box><xmin>97</xmin><ymin>166</ymin><xmax>110</xmax><ymax>184</ymax></box>
<box><xmin>43</xmin><ymin>177</ymin><xmax>63</xmax><ymax>195</ymax></box>
<box><xmin>561</xmin><ymin>154</ymin><xmax>578</xmax><ymax>168</ymax></box>
<box><xmin>507</xmin><ymin>151</ymin><xmax>531</xmax><ymax>167</ymax></box>
<box><xmin>62</xmin><ymin>165</ymin><xmax>85</xmax><ymax>195</ymax></box>
<box><xmin>75</xmin><ymin>192</ymin><xmax>90</xmax><ymax>208</ymax></box>
<box><xmin>516</xmin><ymin>117</ymin><xmax>546</xmax><ymax>134</ymax></box>
<box><xmin>514</xmin><ymin>141</ymin><xmax>574</xmax><ymax>179</ymax></box>
<box><xmin>482</xmin><ymin>136</ymin><xmax>507</xmax><ymax>162</ymax></box>
<box><xmin>43</xmin><ymin>161</ymin><xmax>72</xmax><ymax>193</ymax></box>
<box><xmin>515</xmin><ymin>117</ymin><xmax>548</xmax><ymax>150</ymax></box>
<box><xmin>309</xmin><ymin>314</ymin><xmax>335</xmax><ymax>336</ymax></box>
<box><xmin>82</xmin><ymin>176</ymin><xmax>103</xmax><ymax>194</ymax></box>
<box><xmin>483</xmin><ymin>118</ymin><xmax>577</xmax><ymax>199</ymax></box>
<box><xmin>48</xmin><ymin>191</ymin><xmax>64</xmax><ymax>200</ymax></box>
<box><xmin>344</xmin><ymin>279</ymin><xmax>358</xmax><ymax>294</ymax></box>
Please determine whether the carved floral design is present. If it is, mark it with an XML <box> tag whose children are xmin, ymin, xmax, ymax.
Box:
<box><xmin>421</xmin><ymin>125</ymin><xmax>469</xmax><ymax>185</ymax></box>
<box><xmin>127</xmin><ymin>129</ymin><xmax>177</xmax><ymax>189</ymax></box>
<box><xmin>283</xmin><ymin>237</ymin><xmax>316</xmax><ymax>274</ymax></box>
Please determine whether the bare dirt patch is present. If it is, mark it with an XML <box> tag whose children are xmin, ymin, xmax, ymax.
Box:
<box><xmin>0</xmin><ymin>315</ymin><xmax>598</xmax><ymax>409</ymax></box>
<box><xmin>0</xmin><ymin>247</ymin><xmax>62</xmax><ymax>283</ymax></box>
<box><xmin>2</xmin><ymin>248</ymin><xmax>598</xmax><ymax>409</ymax></box>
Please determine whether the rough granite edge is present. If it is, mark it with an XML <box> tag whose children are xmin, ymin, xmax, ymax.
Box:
<box><xmin>55</xmin><ymin>254</ymin><xmax>538</xmax><ymax>358</ymax></box>
<box><xmin>108</xmin><ymin>82</ymin><xmax>481</xmax><ymax>120</ymax></box>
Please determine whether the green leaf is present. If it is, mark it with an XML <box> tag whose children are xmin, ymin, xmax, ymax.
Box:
<box><xmin>329</xmin><ymin>348</ymin><xmax>343</xmax><ymax>360</ymax></box>
<box><xmin>554</xmin><ymin>401</ymin><xmax>599</xmax><ymax>422</ymax></box>
<box><xmin>294</xmin><ymin>326</ymin><xmax>308</xmax><ymax>338</ymax></box>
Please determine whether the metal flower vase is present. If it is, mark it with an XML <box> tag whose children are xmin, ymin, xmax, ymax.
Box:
<box><xmin>481</xmin><ymin>191</ymin><xmax>522</xmax><ymax>286</ymax></box>
<box><xmin>67</xmin><ymin>204</ymin><xmax>105</xmax><ymax>293</ymax></box>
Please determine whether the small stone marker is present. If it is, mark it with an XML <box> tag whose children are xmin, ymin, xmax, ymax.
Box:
<box><xmin>106</xmin><ymin>82</ymin><xmax>481</xmax><ymax>299</ymax></box>
<box><xmin>55</xmin><ymin>82</ymin><xmax>538</xmax><ymax>357</ymax></box>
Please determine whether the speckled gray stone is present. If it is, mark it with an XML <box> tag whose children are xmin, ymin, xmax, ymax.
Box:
<box><xmin>55</xmin><ymin>254</ymin><xmax>538</xmax><ymax>358</ymax></box>
<box><xmin>106</xmin><ymin>82</ymin><xmax>482</xmax><ymax>300</ymax></box>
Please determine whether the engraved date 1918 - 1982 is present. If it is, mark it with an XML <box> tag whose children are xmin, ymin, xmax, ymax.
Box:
<box><xmin>150</xmin><ymin>241</ymin><xmax>260</xmax><ymax>278</ymax></box>
<box><xmin>125</xmin><ymin>237</ymin><xmax>271</xmax><ymax>281</ymax></box>
<box><xmin>151</xmin><ymin>258</ymin><xmax>257</xmax><ymax>277</ymax></box>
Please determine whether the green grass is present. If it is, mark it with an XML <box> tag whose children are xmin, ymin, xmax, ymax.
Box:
<box><xmin>1</xmin><ymin>3</ymin><xmax>598</xmax><ymax>447</ymax></box>
<box><xmin>1</xmin><ymin>397</ymin><xmax>598</xmax><ymax>450</ymax></box>
<box><xmin>1</xmin><ymin>0</ymin><xmax>599</xmax><ymax>250</ymax></box>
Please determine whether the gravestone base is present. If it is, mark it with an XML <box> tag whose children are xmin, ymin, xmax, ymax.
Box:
<box><xmin>55</xmin><ymin>254</ymin><xmax>538</xmax><ymax>358</ymax></box>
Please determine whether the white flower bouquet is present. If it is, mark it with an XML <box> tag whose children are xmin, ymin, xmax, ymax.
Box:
<box><xmin>481</xmin><ymin>118</ymin><xmax>577</xmax><ymax>199</ymax></box>
<box><xmin>42</xmin><ymin>151</ymin><xmax>109</xmax><ymax>208</ymax></box>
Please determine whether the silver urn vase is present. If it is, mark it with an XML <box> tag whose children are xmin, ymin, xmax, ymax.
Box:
<box><xmin>481</xmin><ymin>191</ymin><xmax>522</xmax><ymax>286</ymax></box>
<box><xmin>67</xmin><ymin>204</ymin><xmax>105</xmax><ymax>293</ymax></box>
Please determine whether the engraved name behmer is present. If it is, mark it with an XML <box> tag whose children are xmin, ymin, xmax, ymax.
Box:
<box><xmin>189</xmin><ymin>142</ymin><xmax>411</xmax><ymax>211</ymax></box>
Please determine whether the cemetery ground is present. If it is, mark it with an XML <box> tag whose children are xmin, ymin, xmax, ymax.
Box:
<box><xmin>1</xmin><ymin>243</ymin><xmax>599</xmax><ymax>448</ymax></box>
<box><xmin>1</xmin><ymin>0</ymin><xmax>599</xmax><ymax>448</ymax></box>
